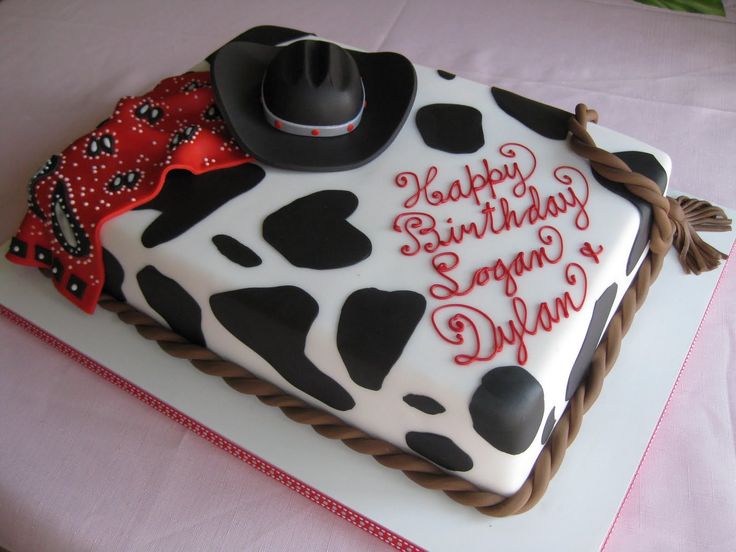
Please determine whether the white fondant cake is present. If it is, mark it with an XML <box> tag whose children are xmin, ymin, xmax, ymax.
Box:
<box><xmin>7</xmin><ymin>27</ymin><xmax>674</xmax><ymax>499</ymax></box>
<box><xmin>96</xmin><ymin>34</ymin><xmax>670</xmax><ymax>495</ymax></box>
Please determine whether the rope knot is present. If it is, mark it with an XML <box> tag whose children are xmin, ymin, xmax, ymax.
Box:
<box><xmin>569</xmin><ymin>103</ymin><xmax>730</xmax><ymax>275</ymax></box>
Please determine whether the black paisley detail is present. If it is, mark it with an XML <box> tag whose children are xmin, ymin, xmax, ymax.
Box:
<box><xmin>86</xmin><ymin>134</ymin><xmax>115</xmax><ymax>157</ymax></box>
<box><xmin>28</xmin><ymin>154</ymin><xmax>60</xmax><ymax>219</ymax></box>
<box><xmin>168</xmin><ymin>125</ymin><xmax>200</xmax><ymax>150</ymax></box>
<box><xmin>107</xmin><ymin>171</ymin><xmax>141</xmax><ymax>192</ymax></box>
<box><xmin>134</xmin><ymin>102</ymin><xmax>164</xmax><ymax>124</ymax></box>
<box><xmin>182</xmin><ymin>80</ymin><xmax>209</xmax><ymax>93</ymax></box>
<box><xmin>50</xmin><ymin>180</ymin><xmax>91</xmax><ymax>257</ymax></box>
<box><xmin>202</xmin><ymin>103</ymin><xmax>222</xmax><ymax>121</ymax></box>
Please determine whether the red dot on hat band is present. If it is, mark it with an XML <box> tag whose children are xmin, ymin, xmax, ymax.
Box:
<box><xmin>311</xmin><ymin>129</ymin><xmax>320</xmax><ymax>136</ymax></box>
<box><xmin>347</xmin><ymin>124</ymin><xmax>354</xmax><ymax>132</ymax></box>
<box><xmin>274</xmin><ymin>120</ymin><xmax>283</xmax><ymax>129</ymax></box>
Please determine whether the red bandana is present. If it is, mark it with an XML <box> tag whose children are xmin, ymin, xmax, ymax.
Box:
<box><xmin>6</xmin><ymin>72</ymin><xmax>251</xmax><ymax>313</ymax></box>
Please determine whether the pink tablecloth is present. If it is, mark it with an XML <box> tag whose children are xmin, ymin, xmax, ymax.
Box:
<box><xmin>1</xmin><ymin>1</ymin><xmax>735</xmax><ymax>550</ymax></box>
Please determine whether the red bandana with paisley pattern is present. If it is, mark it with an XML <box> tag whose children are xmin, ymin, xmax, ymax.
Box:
<box><xmin>6</xmin><ymin>72</ymin><xmax>251</xmax><ymax>313</ymax></box>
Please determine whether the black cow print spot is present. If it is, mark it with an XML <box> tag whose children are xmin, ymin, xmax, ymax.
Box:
<box><xmin>403</xmin><ymin>394</ymin><xmax>446</xmax><ymax>415</ymax></box>
<box><xmin>207</xmin><ymin>25</ymin><xmax>314</xmax><ymax>62</ymax></box>
<box><xmin>592</xmin><ymin>152</ymin><xmax>668</xmax><ymax>274</ymax></box>
<box><xmin>210</xmin><ymin>286</ymin><xmax>355</xmax><ymax>411</ymax></box>
<box><xmin>491</xmin><ymin>87</ymin><xmax>572</xmax><ymax>140</ymax></box>
<box><xmin>405</xmin><ymin>432</ymin><xmax>473</xmax><ymax>472</ymax></box>
<box><xmin>137</xmin><ymin>266</ymin><xmax>205</xmax><ymax>346</ymax></box>
<box><xmin>470</xmin><ymin>365</ymin><xmax>545</xmax><ymax>455</ymax></box>
<box><xmin>263</xmin><ymin>190</ymin><xmax>372</xmax><ymax>269</ymax></box>
<box><xmin>437</xmin><ymin>69</ymin><xmax>456</xmax><ymax>80</ymax></box>
<box><xmin>541</xmin><ymin>407</ymin><xmax>556</xmax><ymax>445</ymax></box>
<box><xmin>102</xmin><ymin>248</ymin><xmax>126</xmax><ymax>301</ymax></box>
<box><xmin>50</xmin><ymin>180</ymin><xmax>91</xmax><ymax>257</ymax></box>
<box><xmin>565</xmin><ymin>283</ymin><xmax>618</xmax><ymax>400</ymax></box>
<box><xmin>212</xmin><ymin>234</ymin><xmax>261</xmax><ymax>267</ymax></box>
<box><xmin>137</xmin><ymin>163</ymin><xmax>264</xmax><ymax>248</ymax></box>
<box><xmin>134</xmin><ymin>102</ymin><xmax>164</xmax><ymax>125</ymax></box>
<box><xmin>415</xmin><ymin>103</ymin><xmax>484</xmax><ymax>154</ymax></box>
<box><xmin>86</xmin><ymin>134</ymin><xmax>115</xmax><ymax>156</ymax></box>
<box><xmin>337</xmin><ymin>288</ymin><xmax>425</xmax><ymax>390</ymax></box>
<box><xmin>107</xmin><ymin>171</ymin><xmax>141</xmax><ymax>192</ymax></box>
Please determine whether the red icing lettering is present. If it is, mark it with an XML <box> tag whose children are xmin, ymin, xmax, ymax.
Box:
<box><xmin>393</xmin><ymin>142</ymin><xmax>594</xmax><ymax>367</ymax></box>
<box><xmin>430</xmin><ymin>225</ymin><xmax>564</xmax><ymax>299</ymax></box>
<box><xmin>431</xmin><ymin>263</ymin><xmax>588</xmax><ymax>366</ymax></box>
<box><xmin>394</xmin><ymin>143</ymin><xmax>536</xmax><ymax>209</ymax></box>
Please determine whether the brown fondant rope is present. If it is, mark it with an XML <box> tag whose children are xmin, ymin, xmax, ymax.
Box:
<box><xmin>89</xmin><ymin>105</ymin><xmax>730</xmax><ymax>517</ymax></box>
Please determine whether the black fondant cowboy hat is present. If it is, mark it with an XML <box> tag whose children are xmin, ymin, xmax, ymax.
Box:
<box><xmin>211</xmin><ymin>39</ymin><xmax>416</xmax><ymax>172</ymax></box>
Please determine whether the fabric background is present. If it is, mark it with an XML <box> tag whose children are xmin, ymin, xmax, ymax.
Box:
<box><xmin>1</xmin><ymin>1</ymin><xmax>734</xmax><ymax>550</ymax></box>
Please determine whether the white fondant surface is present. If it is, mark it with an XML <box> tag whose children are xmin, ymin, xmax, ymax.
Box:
<box><xmin>100</xmin><ymin>52</ymin><xmax>671</xmax><ymax>495</ymax></box>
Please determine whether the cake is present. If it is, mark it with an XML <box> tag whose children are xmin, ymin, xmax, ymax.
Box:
<box><xmin>6</xmin><ymin>25</ymin><xmax>729</xmax><ymax>515</ymax></box>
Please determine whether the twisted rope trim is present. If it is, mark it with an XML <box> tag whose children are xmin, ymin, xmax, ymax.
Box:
<box><xmin>91</xmin><ymin>104</ymin><xmax>690</xmax><ymax>516</ymax></box>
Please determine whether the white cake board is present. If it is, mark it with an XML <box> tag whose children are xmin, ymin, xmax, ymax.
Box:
<box><xmin>1</xmin><ymin>198</ymin><xmax>733</xmax><ymax>552</ymax></box>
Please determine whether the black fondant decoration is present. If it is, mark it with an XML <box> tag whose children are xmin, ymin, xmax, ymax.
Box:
<box><xmin>137</xmin><ymin>163</ymin><xmax>264</xmax><ymax>248</ymax></box>
<box><xmin>337</xmin><ymin>288</ymin><xmax>425</xmax><ymax>390</ymax></box>
<box><xmin>470</xmin><ymin>365</ymin><xmax>545</xmax><ymax>455</ymax></box>
<box><xmin>436</xmin><ymin>69</ymin><xmax>456</xmax><ymax>80</ymax></box>
<box><xmin>491</xmin><ymin>87</ymin><xmax>572</xmax><ymax>140</ymax></box>
<box><xmin>108</xmin><ymin>171</ymin><xmax>141</xmax><ymax>192</ymax></box>
<box><xmin>541</xmin><ymin>407</ymin><xmax>556</xmax><ymax>445</ymax></box>
<box><xmin>212</xmin><ymin>234</ymin><xmax>262</xmax><ymax>267</ymax></box>
<box><xmin>203</xmin><ymin>104</ymin><xmax>222</xmax><ymax>121</ymax></box>
<box><xmin>592</xmin><ymin>151</ymin><xmax>668</xmax><ymax>274</ymax></box>
<box><xmin>34</xmin><ymin>245</ymin><xmax>52</xmax><ymax>266</ymax></box>
<box><xmin>66</xmin><ymin>274</ymin><xmax>87</xmax><ymax>300</ymax></box>
<box><xmin>262</xmin><ymin>190</ymin><xmax>372</xmax><ymax>269</ymax></box>
<box><xmin>29</xmin><ymin>154</ymin><xmax>60</xmax><ymax>219</ymax></box>
<box><xmin>168</xmin><ymin>125</ymin><xmax>200</xmax><ymax>150</ymax></box>
<box><xmin>137</xmin><ymin>265</ymin><xmax>205</xmax><ymax>346</ymax></box>
<box><xmin>134</xmin><ymin>102</ymin><xmax>164</xmax><ymax>125</ymax></box>
<box><xmin>212</xmin><ymin>39</ymin><xmax>416</xmax><ymax>171</ymax></box>
<box><xmin>86</xmin><ymin>134</ymin><xmax>115</xmax><ymax>156</ymax></box>
<box><xmin>102</xmin><ymin>248</ymin><xmax>126</xmax><ymax>301</ymax></box>
<box><xmin>210</xmin><ymin>286</ymin><xmax>355</xmax><ymax>411</ymax></box>
<box><xmin>415</xmin><ymin>104</ymin><xmax>484</xmax><ymax>154</ymax></box>
<box><xmin>565</xmin><ymin>283</ymin><xmax>618</xmax><ymax>400</ymax></box>
<box><xmin>403</xmin><ymin>394</ymin><xmax>446</xmax><ymax>415</ymax></box>
<box><xmin>206</xmin><ymin>25</ymin><xmax>315</xmax><ymax>63</ymax></box>
<box><xmin>405</xmin><ymin>432</ymin><xmax>473</xmax><ymax>472</ymax></box>
<box><xmin>263</xmin><ymin>41</ymin><xmax>364</xmax><ymax>128</ymax></box>
<box><xmin>50</xmin><ymin>180</ymin><xmax>91</xmax><ymax>257</ymax></box>
<box><xmin>8</xmin><ymin>237</ymin><xmax>28</xmax><ymax>259</ymax></box>
<box><xmin>182</xmin><ymin>80</ymin><xmax>209</xmax><ymax>93</ymax></box>
<box><xmin>51</xmin><ymin>257</ymin><xmax>63</xmax><ymax>282</ymax></box>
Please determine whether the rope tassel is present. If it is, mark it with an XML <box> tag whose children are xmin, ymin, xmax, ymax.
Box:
<box><xmin>668</xmin><ymin>196</ymin><xmax>731</xmax><ymax>275</ymax></box>
<box><xmin>569</xmin><ymin>104</ymin><xmax>731</xmax><ymax>276</ymax></box>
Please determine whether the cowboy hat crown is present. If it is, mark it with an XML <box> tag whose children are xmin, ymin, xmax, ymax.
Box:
<box><xmin>262</xmin><ymin>40</ymin><xmax>364</xmax><ymax>133</ymax></box>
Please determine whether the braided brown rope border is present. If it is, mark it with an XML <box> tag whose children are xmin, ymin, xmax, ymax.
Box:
<box><xmin>93</xmin><ymin>105</ymin><xmax>685</xmax><ymax>516</ymax></box>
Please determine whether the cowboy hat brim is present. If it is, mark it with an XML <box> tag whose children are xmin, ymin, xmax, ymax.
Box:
<box><xmin>211</xmin><ymin>41</ymin><xmax>417</xmax><ymax>172</ymax></box>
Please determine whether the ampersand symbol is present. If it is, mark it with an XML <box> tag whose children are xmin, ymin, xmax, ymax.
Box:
<box><xmin>579</xmin><ymin>241</ymin><xmax>603</xmax><ymax>263</ymax></box>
